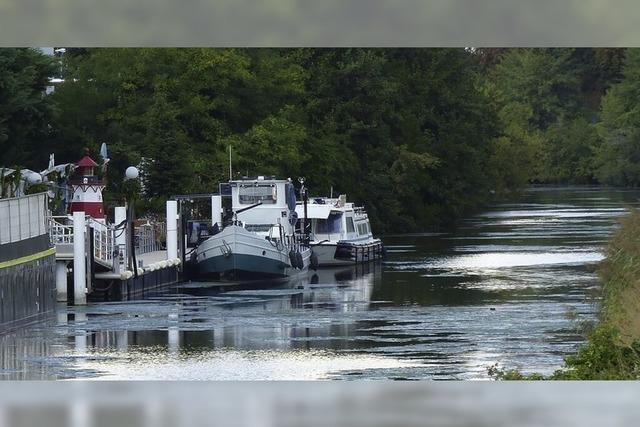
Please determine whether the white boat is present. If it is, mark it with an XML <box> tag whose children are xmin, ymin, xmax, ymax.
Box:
<box><xmin>195</xmin><ymin>177</ymin><xmax>312</xmax><ymax>279</ymax></box>
<box><xmin>296</xmin><ymin>195</ymin><xmax>384</xmax><ymax>266</ymax></box>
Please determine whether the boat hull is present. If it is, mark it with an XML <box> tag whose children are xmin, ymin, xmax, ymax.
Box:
<box><xmin>195</xmin><ymin>225</ymin><xmax>310</xmax><ymax>279</ymax></box>
<box><xmin>312</xmin><ymin>239</ymin><xmax>384</xmax><ymax>266</ymax></box>
<box><xmin>311</xmin><ymin>243</ymin><xmax>352</xmax><ymax>267</ymax></box>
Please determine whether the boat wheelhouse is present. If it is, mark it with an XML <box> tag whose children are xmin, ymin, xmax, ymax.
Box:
<box><xmin>296</xmin><ymin>195</ymin><xmax>384</xmax><ymax>266</ymax></box>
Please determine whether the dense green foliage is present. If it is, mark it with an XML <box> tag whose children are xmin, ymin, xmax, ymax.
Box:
<box><xmin>0</xmin><ymin>49</ymin><xmax>56</xmax><ymax>168</ymax></box>
<box><xmin>2</xmin><ymin>47</ymin><xmax>640</xmax><ymax>232</ymax></box>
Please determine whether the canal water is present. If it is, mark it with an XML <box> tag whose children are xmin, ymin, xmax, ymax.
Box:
<box><xmin>2</xmin><ymin>187</ymin><xmax>639</xmax><ymax>380</ymax></box>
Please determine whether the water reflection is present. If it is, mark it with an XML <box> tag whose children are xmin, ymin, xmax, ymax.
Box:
<box><xmin>2</xmin><ymin>187</ymin><xmax>640</xmax><ymax>380</ymax></box>
<box><xmin>1</xmin><ymin>265</ymin><xmax>391</xmax><ymax>380</ymax></box>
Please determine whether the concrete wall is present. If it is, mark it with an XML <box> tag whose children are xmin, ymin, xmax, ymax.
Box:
<box><xmin>0</xmin><ymin>255</ymin><xmax>56</xmax><ymax>331</ymax></box>
<box><xmin>0</xmin><ymin>193</ymin><xmax>56</xmax><ymax>332</ymax></box>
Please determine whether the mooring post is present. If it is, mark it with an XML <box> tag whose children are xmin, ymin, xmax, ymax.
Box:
<box><xmin>166</xmin><ymin>200</ymin><xmax>178</xmax><ymax>260</ymax></box>
<box><xmin>56</xmin><ymin>261</ymin><xmax>68</xmax><ymax>302</ymax></box>
<box><xmin>73</xmin><ymin>211</ymin><xmax>87</xmax><ymax>305</ymax></box>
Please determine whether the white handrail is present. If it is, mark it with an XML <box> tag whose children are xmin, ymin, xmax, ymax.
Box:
<box><xmin>49</xmin><ymin>215</ymin><xmax>166</xmax><ymax>269</ymax></box>
<box><xmin>87</xmin><ymin>218</ymin><xmax>114</xmax><ymax>266</ymax></box>
<box><xmin>49</xmin><ymin>216</ymin><xmax>115</xmax><ymax>267</ymax></box>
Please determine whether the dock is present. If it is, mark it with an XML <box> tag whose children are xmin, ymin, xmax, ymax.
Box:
<box><xmin>49</xmin><ymin>201</ymin><xmax>182</xmax><ymax>305</ymax></box>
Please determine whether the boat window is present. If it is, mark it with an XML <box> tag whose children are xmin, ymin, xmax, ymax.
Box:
<box><xmin>315</xmin><ymin>212</ymin><xmax>343</xmax><ymax>234</ymax></box>
<box><xmin>346</xmin><ymin>217</ymin><xmax>355</xmax><ymax>233</ymax></box>
<box><xmin>357</xmin><ymin>223</ymin><xmax>366</xmax><ymax>235</ymax></box>
<box><xmin>238</xmin><ymin>184</ymin><xmax>277</xmax><ymax>204</ymax></box>
<box><xmin>245</xmin><ymin>224</ymin><xmax>272</xmax><ymax>232</ymax></box>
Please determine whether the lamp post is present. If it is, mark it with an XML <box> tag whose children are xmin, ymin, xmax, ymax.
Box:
<box><xmin>124</xmin><ymin>166</ymin><xmax>139</xmax><ymax>276</ymax></box>
<box><xmin>299</xmin><ymin>177</ymin><xmax>309</xmax><ymax>245</ymax></box>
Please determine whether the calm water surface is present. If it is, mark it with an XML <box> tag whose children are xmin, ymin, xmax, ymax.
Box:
<box><xmin>2</xmin><ymin>187</ymin><xmax>639</xmax><ymax>380</ymax></box>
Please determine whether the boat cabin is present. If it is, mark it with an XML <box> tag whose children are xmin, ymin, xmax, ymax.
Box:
<box><xmin>296</xmin><ymin>196</ymin><xmax>373</xmax><ymax>242</ymax></box>
<box><xmin>229</xmin><ymin>177</ymin><xmax>297</xmax><ymax>234</ymax></box>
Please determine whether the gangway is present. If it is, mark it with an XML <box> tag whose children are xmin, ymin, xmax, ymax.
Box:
<box><xmin>49</xmin><ymin>203</ymin><xmax>181</xmax><ymax>305</ymax></box>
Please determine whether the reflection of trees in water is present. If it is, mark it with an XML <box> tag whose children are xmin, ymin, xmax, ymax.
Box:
<box><xmin>370</xmin><ymin>268</ymin><xmax>496</xmax><ymax>306</ymax></box>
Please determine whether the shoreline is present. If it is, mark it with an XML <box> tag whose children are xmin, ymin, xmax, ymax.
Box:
<box><xmin>493</xmin><ymin>207</ymin><xmax>640</xmax><ymax>380</ymax></box>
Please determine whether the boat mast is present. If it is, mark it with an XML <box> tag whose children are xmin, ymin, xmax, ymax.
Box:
<box><xmin>228</xmin><ymin>146</ymin><xmax>232</xmax><ymax>180</ymax></box>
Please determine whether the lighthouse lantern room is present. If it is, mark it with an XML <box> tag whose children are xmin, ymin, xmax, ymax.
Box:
<box><xmin>69</xmin><ymin>155</ymin><xmax>105</xmax><ymax>220</ymax></box>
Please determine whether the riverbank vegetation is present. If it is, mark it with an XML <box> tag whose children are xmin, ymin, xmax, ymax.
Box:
<box><xmin>1</xmin><ymin>48</ymin><xmax>640</xmax><ymax>232</ymax></box>
<box><xmin>490</xmin><ymin>209</ymin><xmax>640</xmax><ymax>380</ymax></box>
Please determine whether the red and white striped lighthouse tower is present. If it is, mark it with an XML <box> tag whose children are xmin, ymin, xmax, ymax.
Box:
<box><xmin>68</xmin><ymin>155</ymin><xmax>105</xmax><ymax>220</ymax></box>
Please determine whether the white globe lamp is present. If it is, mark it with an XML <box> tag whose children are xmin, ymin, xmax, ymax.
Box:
<box><xmin>125</xmin><ymin>166</ymin><xmax>139</xmax><ymax>181</ymax></box>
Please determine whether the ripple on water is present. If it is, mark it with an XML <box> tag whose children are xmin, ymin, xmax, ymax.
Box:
<box><xmin>64</xmin><ymin>349</ymin><xmax>424</xmax><ymax>381</ymax></box>
<box><xmin>386</xmin><ymin>251</ymin><xmax>603</xmax><ymax>272</ymax></box>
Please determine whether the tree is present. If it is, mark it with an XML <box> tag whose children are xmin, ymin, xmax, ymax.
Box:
<box><xmin>596</xmin><ymin>49</ymin><xmax>640</xmax><ymax>186</ymax></box>
<box><xmin>301</xmin><ymin>48</ymin><xmax>498</xmax><ymax>231</ymax></box>
<box><xmin>485</xmin><ymin>48</ymin><xmax>611</xmax><ymax>184</ymax></box>
<box><xmin>141</xmin><ymin>85</ymin><xmax>196</xmax><ymax>201</ymax></box>
<box><xmin>0</xmin><ymin>48</ymin><xmax>56</xmax><ymax>169</ymax></box>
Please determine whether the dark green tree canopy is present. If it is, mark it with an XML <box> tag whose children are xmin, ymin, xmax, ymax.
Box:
<box><xmin>0</xmin><ymin>47</ymin><xmax>637</xmax><ymax>231</ymax></box>
<box><xmin>0</xmin><ymin>48</ymin><xmax>56</xmax><ymax>168</ymax></box>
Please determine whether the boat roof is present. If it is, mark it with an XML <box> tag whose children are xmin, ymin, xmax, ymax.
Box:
<box><xmin>229</xmin><ymin>176</ymin><xmax>290</xmax><ymax>185</ymax></box>
<box><xmin>295</xmin><ymin>203</ymin><xmax>343</xmax><ymax>219</ymax></box>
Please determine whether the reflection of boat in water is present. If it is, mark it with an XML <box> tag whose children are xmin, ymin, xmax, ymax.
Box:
<box><xmin>194</xmin><ymin>177</ymin><xmax>311</xmax><ymax>280</ymax></box>
<box><xmin>300</xmin><ymin>265</ymin><xmax>378</xmax><ymax>312</ymax></box>
<box><xmin>38</xmin><ymin>263</ymin><xmax>382</xmax><ymax>366</ymax></box>
<box><xmin>296</xmin><ymin>195</ymin><xmax>384</xmax><ymax>266</ymax></box>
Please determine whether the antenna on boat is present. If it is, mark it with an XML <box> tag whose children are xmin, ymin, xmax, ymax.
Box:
<box><xmin>228</xmin><ymin>146</ymin><xmax>233</xmax><ymax>180</ymax></box>
<box><xmin>330</xmin><ymin>186</ymin><xmax>333</xmax><ymax>199</ymax></box>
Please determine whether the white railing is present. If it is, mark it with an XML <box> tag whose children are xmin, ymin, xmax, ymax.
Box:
<box><xmin>49</xmin><ymin>215</ymin><xmax>116</xmax><ymax>267</ymax></box>
<box><xmin>88</xmin><ymin>218</ymin><xmax>115</xmax><ymax>266</ymax></box>
<box><xmin>48</xmin><ymin>214</ymin><xmax>169</xmax><ymax>269</ymax></box>
<box><xmin>49</xmin><ymin>216</ymin><xmax>74</xmax><ymax>245</ymax></box>
<box><xmin>0</xmin><ymin>193</ymin><xmax>48</xmax><ymax>245</ymax></box>
<box><xmin>135</xmin><ymin>222</ymin><xmax>162</xmax><ymax>256</ymax></box>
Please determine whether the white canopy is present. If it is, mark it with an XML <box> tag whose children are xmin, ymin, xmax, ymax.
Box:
<box><xmin>295</xmin><ymin>204</ymin><xmax>342</xmax><ymax>219</ymax></box>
